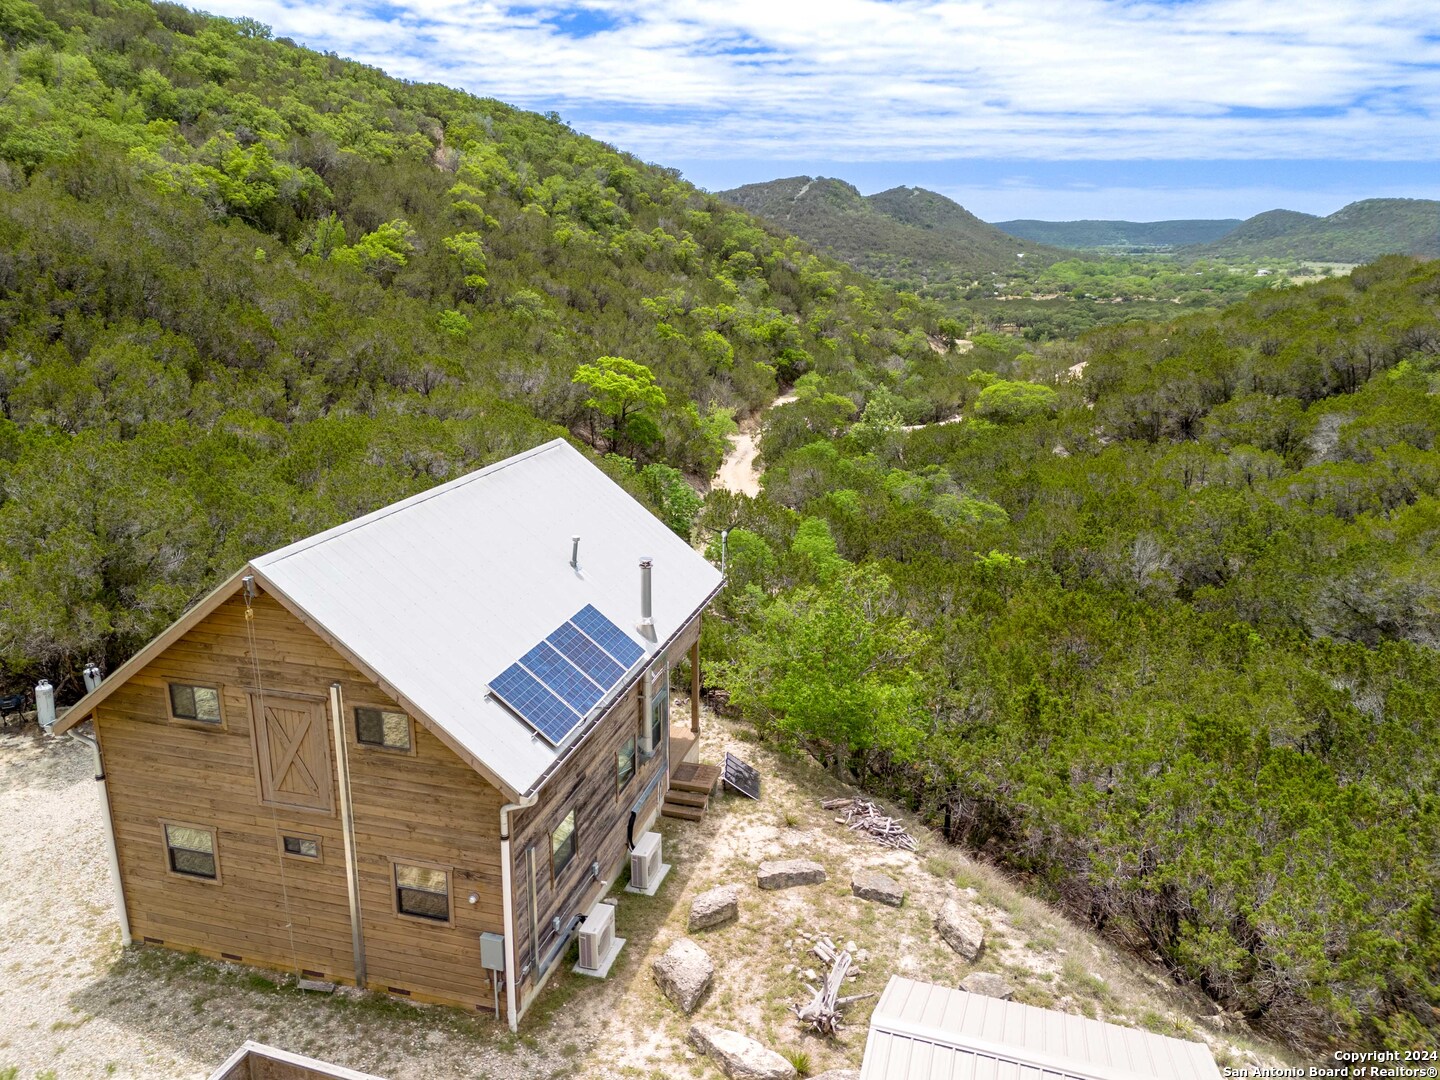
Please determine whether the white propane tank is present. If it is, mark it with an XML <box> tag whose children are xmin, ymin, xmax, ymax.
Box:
<box><xmin>35</xmin><ymin>679</ymin><xmax>56</xmax><ymax>731</ymax></box>
<box><xmin>83</xmin><ymin>663</ymin><xmax>102</xmax><ymax>693</ymax></box>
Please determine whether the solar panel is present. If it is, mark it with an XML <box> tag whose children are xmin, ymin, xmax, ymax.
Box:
<box><xmin>571</xmin><ymin>604</ymin><xmax>644</xmax><ymax>666</ymax></box>
<box><xmin>491</xmin><ymin>604</ymin><xmax>648</xmax><ymax>747</ymax></box>
<box><xmin>489</xmin><ymin>664</ymin><xmax>582</xmax><ymax>745</ymax></box>
<box><xmin>547</xmin><ymin>622</ymin><xmax>624</xmax><ymax>686</ymax></box>
<box><xmin>722</xmin><ymin>752</ymin><xmax>761</xmax><ymax>800</ymax></box>
<box><xmin>519</xmin><ymin>640</ymin><xmax>603</xmax><ymax>713</ymax></box>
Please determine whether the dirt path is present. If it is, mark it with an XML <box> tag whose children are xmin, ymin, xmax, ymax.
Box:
<box><xmin>711</xmin><ymin>392</ymin><xmax>797</xmax><ymax>496</ymax></box>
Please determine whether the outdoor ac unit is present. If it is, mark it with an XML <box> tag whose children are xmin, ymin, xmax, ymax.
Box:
<box><xmin>577</xmin><ymin>901</ymin><xmax>615</xmax><ymax>973</ymax></box>
<box><xmin>630</xmin><ymin>831</ymin><xmax>662</xmax><ymax>893</ymax></box>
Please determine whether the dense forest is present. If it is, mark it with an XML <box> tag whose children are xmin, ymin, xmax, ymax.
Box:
<box><xmin>1</xmin><ymin>0</ymin><xmax>1437</xmax><ymax>1060</ymax></box>
<box><xmin>0</xmin><ymin>0</ymin><xmax>943</xmax><ymax>689</ymax></box>
<box><xmin>702</xmin><ymin>256</ymin><xmax>1440</xmax><ymax>1052</ymax></box>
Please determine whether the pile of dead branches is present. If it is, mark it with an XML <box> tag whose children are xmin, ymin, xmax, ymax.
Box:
<box><xmin>821</xmin><ymin>797</ymin><xmax>917</xmax><ymax>851</ymax></box>
<box><xmin>794</xmin><ymin>935</ymin><xmax>875</xmax><ymax>1035</ymax></box>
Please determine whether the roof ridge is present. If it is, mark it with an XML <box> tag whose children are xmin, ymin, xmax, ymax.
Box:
<box><xmin>254</xmin><ymin>438</ymin><xmax>570</xmax><ymax>567</ymax></box>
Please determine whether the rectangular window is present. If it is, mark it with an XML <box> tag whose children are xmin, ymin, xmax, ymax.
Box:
<box><xmin>551</xmin><ymin>810</ymin><xmax>577</xmax><ymax>881</ymax></box>
<box><xmin>169</xmin><ymin>683</ymin><xmax>222</xmax><ymax>725</ymax></box>
<box><xmin>394</xmin><ymin>863</ymin><xmax>449</xmax><ymax>922</ymax></box>
<box><xmin>165</xmin><ymin>823</ymin><xmax>217</xmax><ymax>880</ymax></box>
<box><xmin>355</xmin><ymin>706</ymin><xmax>412</xmax><ymax>751</ymax></box>
<box><xmin>617</xmin><ymin>735</ymin><xmax>636</xmax><ymax>791</ymax></box>
<box><xmin>281</xmin><ymin>834</ymin><xmax>321</xmax><ymax>860</ymax></box>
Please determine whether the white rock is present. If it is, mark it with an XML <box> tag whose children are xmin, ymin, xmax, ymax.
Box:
<box><xmin>688</xmin><ymin>1023</ymin><xmax>797</xmax><ymax>1080</ymax></box>
<box><xmin>689</xmin><ymin>884</ymin><xmax>741</xmax><ymax>931</ymax></box>
<box><xmin>757</xmin><ymin>859</ymin><xmax>827</xmax><ymax>889</ymax></box>
<box><xmin>961</xmin><ymin>972</ymin><xmax>1014</xmax><ymax>999</ymax></box>
<box><xmin>851</xmin><ymin>870</ymin><xmax>905</xmax><ymax>907</ymax></box>
<box><xmin>935</xmin><ymin>898</ymin><xmax>985</xmax><ymax>960</ymax></box>
<box><xmin>652</xmin><ymin>938</ymin><xmax>714</xmax><ymax>1014</ymax></box>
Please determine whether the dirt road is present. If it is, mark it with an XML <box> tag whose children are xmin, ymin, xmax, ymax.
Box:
<box><xmin>711</xmin><ymin>392</ymin><xmax>796</xmax><ymax>496</ymax></box>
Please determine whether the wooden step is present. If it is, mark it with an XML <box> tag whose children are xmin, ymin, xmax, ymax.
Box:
<box><xmin>670</xmin><ymin>762</ymin><xmax>721</xmax><ymax>794</ymax></box>
<box><xmin>661</xmin><ymin>801</ymin><xmax>706</xmax><ymax>821</ymax></box>
<box><xmin>664</xmin><ymin>789</ymin><xmax>709</xmax><ymax>808</ymax></box>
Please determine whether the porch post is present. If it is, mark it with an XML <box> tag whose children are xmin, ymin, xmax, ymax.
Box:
<box><xmin>690</xmin><ymin>640</ymin><xmax>701</xmax><ymax>735</ymax></box>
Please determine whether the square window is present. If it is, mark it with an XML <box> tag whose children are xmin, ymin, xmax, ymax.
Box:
<box><xmin>282</xmin><ymin>835</ymin><xmax>320</xmax><ymax>859</ymax></box>
<box><xmin>551</xmin><ymin>810</ymin><xmax>577</xmax><ymax>881</ymax></box>
<box><xmin>165</xmin><ymin>823</ymin><xmax>217</xmax><ymax>880</ymax></box>
<box><xmin>169</xmin><ymin>683</ymin><xmax>222</xmax><ymax>724</ymax></box>
<box><xmin>355</xmin><ymin>707</ymin><xmax>412</xmax><ymax>751</ymax></box>
<box><xmin>395</xmin><ymin>863</ymin><xmax>449</xmax><ymax>921</ymax></box>
<box><xmin>617</xmin><ymin>736</ymin><xmax>636</xmax><ymax>790</ymax></box>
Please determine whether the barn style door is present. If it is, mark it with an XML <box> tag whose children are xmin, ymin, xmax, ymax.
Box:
<box><xmin>250</xmin><ymin>693</ymin><xmax>335</xmax><ymax>813</ymax></box>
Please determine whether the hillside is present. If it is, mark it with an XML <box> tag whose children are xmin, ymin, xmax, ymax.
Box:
<box><xmin>993</xmin><ymin>218</ymin><xmax>1243</xmax><ymax>250</ymax></box>
<box><xmin>1191</xmin><ymin>199</ymin><xmax>1440</xmax><ymax>261</ymax></box>
<box><xmin>706</xmin><ymin>256</ymin><xmax>1440</xmax><ymax>1053</ymax></box>
<box><xmin>0</xmin><ymin>0</ymin><xmax>945</xmax><ymax>695</ymax></box>
<box><xmin>717</xmin><ymin>176</ymin><xmax>1070</xmax><ymax>294</ymax></box>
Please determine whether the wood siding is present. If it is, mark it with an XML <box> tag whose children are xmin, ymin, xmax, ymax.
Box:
<box><xmin>506</xmin><ymin>614</ymin><xmax>700</xmax><ymax>1005</ymax></box>
<box><xmin>93</xmin><ymin>590</ymin><xmax>506</xmax><ymax>1012</ymax></box>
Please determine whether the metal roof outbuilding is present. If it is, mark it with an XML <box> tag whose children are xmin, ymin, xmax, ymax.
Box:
<box><xmin>861</xmin><ymin>976</ymin><xmax>1223</xmax><ymax>1080</ymax></box>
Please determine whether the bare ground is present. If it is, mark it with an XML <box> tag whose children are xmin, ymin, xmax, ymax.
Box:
<box><xmin>711</xmin><ymin>393</ymin><xmax>797</xmax><ymax>497</ymax></box>
<box><xmin>0</xmin><ymin>714</ymin><xmax>1296</xmax><ymax>1079</ymax></box>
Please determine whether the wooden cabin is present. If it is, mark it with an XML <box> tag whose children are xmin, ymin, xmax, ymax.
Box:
<box><xmin>53</xmin><ymin>439</ymin><xmax>723</xmax><ymax>1028</ymax></box>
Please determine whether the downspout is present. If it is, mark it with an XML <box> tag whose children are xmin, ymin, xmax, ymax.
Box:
<box><xmin>499</xmin><ymin>792</ymin><xmax>537</xmax><ymax>1031</ymax></box>
<box><xmin>328</xmin><ymin>683</ymin><xmax>366</xmax><ymax>988</ymax></box>
<box><xmin>68</xmin><ymin>729</ymin><xmax>131</xmax><ymax>947</ymax></box>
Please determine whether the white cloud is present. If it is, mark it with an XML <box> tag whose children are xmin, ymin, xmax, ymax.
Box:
<box><xmin>201</xmin><ymin>0</ymin><xmax>1440</xmax><ymax>163</ymax></box>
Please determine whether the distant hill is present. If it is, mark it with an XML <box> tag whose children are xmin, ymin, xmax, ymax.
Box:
<box><xmin>1190</xmin><ymin>199</ymin><xmax>1440</xmax><ymax>262</ymax></box>
<box><xmin>716</xmin><ymin>177</ymin><xmax>1069</xmax><ymax>293</ymax></box>
<box><xmin>992</xmin><ymin>218</ymin><xmax>1242</xmax><ymax>250</ymax></box>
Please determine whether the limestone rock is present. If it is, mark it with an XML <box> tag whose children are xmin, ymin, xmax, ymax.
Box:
<box><xmin>851</xmin><ymin>870</ymin><xmax>904</xmax><ymax>906</ymax></box>
<box><xmin>757</xmin><ymin>859</ymin><xmax>826</xmax><ymax>890</ymax></box>
<box><xmin>960</xmin><ymin>971</ymin><xmax>1014</xmax><ymax>999</ymax></box>
<box><xmin>935</xmin><ymin>898</ymin><xmax>985</xmax><ymax>960</ymax></box>
<box><xmin>689</xmin><ymin>884</ymin><xmax>741</xmax><ymax>931</ymax></box>
<box><xmin>652</xmin><ymin>938</ymin><xmax>714</xmax><ymax>1014</ymax></box>
<box><xmin>687</xmin><ymin>1023</ymin><xmax>797</xmax><ymax>1080</ymax></box>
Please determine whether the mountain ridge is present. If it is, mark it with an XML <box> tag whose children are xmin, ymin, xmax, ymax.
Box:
<box><xmin>717</xmin><ymin>175</ymin><xmax>1070</xmax><ymax>295</ymax></box>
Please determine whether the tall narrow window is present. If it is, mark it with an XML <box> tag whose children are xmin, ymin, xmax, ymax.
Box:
<box><xmin>164</xmin><ymin>823</ymin><xmax>218</xmax><ymax>880</ymax></box>
<box><xmin>394</xmin><ymin>863</ymin><xmax>450</xmax><ymax>922</ymax></box>
<box><xmin>551</xmin><ymin>810</ymin><xmax>577</xmax><ymax>881</ymax></box>
<box><xmin>649</xmin><ymin>672</ymin><xmax>668</xmax><ymax>755</ymax></box>
<box><xmin>617</xmin><ymin>735</ymin><xmax>636</xmax><ymax>791</ymax></box>
<box><xmin>169</xmin><ymin>683</ymin><xmax>222</xmax><ymax>725</ymax></box>
<box><xmin>355</xmin><ymin>706</ymin><xmax>412</xmax><ymax>751</ymax></box>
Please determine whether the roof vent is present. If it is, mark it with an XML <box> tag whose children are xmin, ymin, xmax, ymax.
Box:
<box><xmin>571</xmin><ymin>535</ymin><xmax>581</xmax><ymax>573</ymax></box>
<box><xmin>638</xmin><ymin>558</ymin><xmax>656</xmax><ymax>642</ymax></box>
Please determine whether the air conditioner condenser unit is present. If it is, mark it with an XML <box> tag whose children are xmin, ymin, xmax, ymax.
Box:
<box><xmin>574</xmin><ymin>899</ymin><xmax>624</xmax><ymax>978</ymax></box>
<box><xmin>625</xmin><ymin>831</ymin><xmax>670</xmax><ymax>896</ymax></box>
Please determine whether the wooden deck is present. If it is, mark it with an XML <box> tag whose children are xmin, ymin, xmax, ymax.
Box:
<box><xmin>663</xmin><ymin>761</ymin><xmax>721</xmax><ymax>821</ymax></box>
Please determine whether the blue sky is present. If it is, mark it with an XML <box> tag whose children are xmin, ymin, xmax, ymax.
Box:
<box><xmin>204</xmin><ymin>0</ymin><xmax>1440</xmax><ymax>221</ymax></box>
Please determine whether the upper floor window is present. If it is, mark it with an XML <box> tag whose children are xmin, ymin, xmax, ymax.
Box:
<box><xmin>355</xmin><ymin>706</ymin><xmax>412</xmax><ymax>752</ymax></box>
<box><xmin>168</xmin><ymin>683</ymin><xmax>222</xmax><ymax>725</ymax></box>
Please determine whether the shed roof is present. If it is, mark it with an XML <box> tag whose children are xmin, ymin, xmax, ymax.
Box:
<box><xmin>861</xmin><ymin>976</ymin><xmax>1222</xmax><ymax>1080</ymax></box>
<box><xmin>56</xmin><ymin>439</ymin><xmax>722</xmax><ymax>799</ymax></box>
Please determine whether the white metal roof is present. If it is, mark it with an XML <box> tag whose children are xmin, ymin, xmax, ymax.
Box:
<box><xmin>861</xmin><ymin>976</ymin><xmax>1222</xmax><ymax>1080</ymax></box>
<box><xmin>247</xmin><ymin>438</ymin><xmax>722</xmax><ymax>798</ymax></box>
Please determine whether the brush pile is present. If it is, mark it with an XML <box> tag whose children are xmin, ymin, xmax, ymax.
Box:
<box><xmin>821</xmin><ymin>797</ymin><xmax>917</xmax><ymax>851</ymax></box>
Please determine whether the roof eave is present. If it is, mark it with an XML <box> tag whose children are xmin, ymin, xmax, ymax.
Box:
<box><xmin>51</xmin><ymin>568</ymin><xmax>251</xmax><ymax>735</ymax></box>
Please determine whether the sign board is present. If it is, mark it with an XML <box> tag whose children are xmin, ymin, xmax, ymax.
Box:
<box><xmin>722</xmin><ymin>752</ymin><xmax>761</xmax><ymax>800</ymax></box>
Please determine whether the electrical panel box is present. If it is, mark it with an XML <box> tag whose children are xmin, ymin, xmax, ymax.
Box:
<box><xmin>479</xmin><ymin>931</ymin><xmax>506</xmax><ymax>972</ymax></box>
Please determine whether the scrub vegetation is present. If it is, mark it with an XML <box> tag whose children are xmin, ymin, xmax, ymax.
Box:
<box><xmin>0</xmin><ymin>0</ymin><xmax>1435</xmax><ymax>1061</ymax></box>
